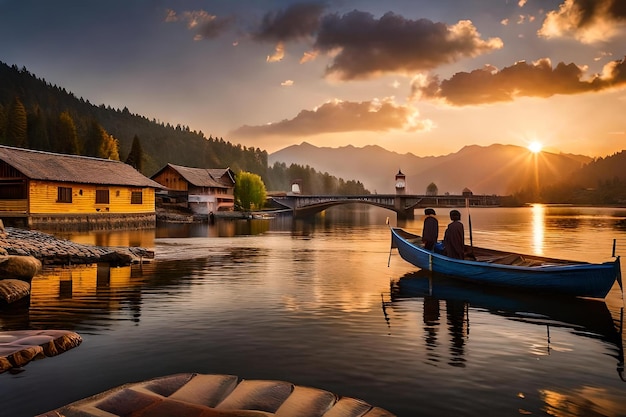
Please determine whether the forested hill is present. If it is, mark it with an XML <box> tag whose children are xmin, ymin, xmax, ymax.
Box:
<box><xmin>0</xmin><ymin>61</ymin><xmax>368</xmax><ymax>195</ymax></box>
<box><xmin>0</xmin><ymin>61</ymin><xmax>267</xmax><ymax>177</ymax></box>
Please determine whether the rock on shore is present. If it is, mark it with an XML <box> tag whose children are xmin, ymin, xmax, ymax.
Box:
<box><xmin>0</xmin><ymin>227</ymin><xmax>154</xmax><ymax>266</ymax></box>
<box><xmin>0</xmin><ymin>279</ymin><xmax>31</xmax><ymax>304</ymax></box>
<box><xmin>0</xmin><ymin>330</ymin><xmax>82</xmax><ymax>373</ymax></box>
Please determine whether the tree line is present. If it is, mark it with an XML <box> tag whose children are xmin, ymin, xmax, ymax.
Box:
<box><xmin>505</xmin><ymin>151</ymin><xmax>626</xmax><ymax>206</ymax></box>
<box><xmin>0</xmin><ymin>61</ymin><xmax>369</xmax><ymax>195</ymax></box>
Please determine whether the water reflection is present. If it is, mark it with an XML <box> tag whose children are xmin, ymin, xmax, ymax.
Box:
<box><xmin>390</xmin><ymin>270</ymin><xmax>624</xmax><ymax>380</ymax></box>
<box><xmin>531</xmin><ymin>204</ymin><xmax>545</xmax><ymax>255</ymax></box>
<box><xmin>55</xmin><ymin>229</ymin><xmax>156</xmax><ymax>249</ymax></box>
<box><xmin>0</xmin><ymin>263</ymin><xmax>145</xmax><ymax>331</ymax></box>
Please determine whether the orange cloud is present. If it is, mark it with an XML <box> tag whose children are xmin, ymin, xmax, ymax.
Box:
<box><xmin>229</xmin><ymin>98</ymin><xmax>430</xmax><ymax>138</ymax></box>
<box><xmin>413</xmin><ymin>57</ymin><xmax>626</xmax><ymax>105</ymax></box>
<box><xmin>164</xmin><ymin>9</ymin><xmax>234</xmax><ymax>40</ymax></box>
<box><xmin>266</xmin><ymin>42</ymin><xmax>285</xmax><ymax>62</ymax></box>
<box><xmin>538</xmin><ymin>0</ymin><xmax>626</xmax><ymax>43</ymax></box>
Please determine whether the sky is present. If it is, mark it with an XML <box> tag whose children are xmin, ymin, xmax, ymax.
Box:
<box><xmin>1</xmin><ymin>0</ymin><xmax>625</xmax><ymax>158</ymax></box>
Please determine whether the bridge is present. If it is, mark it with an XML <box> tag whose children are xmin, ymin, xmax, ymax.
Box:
<box><xmin>269</xmin><ymin>194</ymin><xmax>500</xmax><ymax>219</ymax></box>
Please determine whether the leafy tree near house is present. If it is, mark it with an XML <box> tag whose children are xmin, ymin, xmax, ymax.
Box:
<box><xmin>125</xmin><ymin>134</ymin><xmax>144</xmax><ymax>172</ymax></box>
<box><xmin>98</xmin><ymin>132</ymin><xmax>120</xmax><ymax>160</ymax></box>
<box><xmin>234</xmin><ymin>171</ymin><xmax>267</xmax><ymax>211</ymax></box>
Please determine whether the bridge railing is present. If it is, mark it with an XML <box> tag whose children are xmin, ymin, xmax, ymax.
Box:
<box><xmin>270</xmin><ymin>194</ymin><xmax>500</xmax><ymax>210</ymax></box>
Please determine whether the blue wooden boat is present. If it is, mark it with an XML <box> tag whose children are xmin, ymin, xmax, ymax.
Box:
<box><xmin>390</xmin><ymin>227</ymin><xmax>622</xmax><ymax>299</ymax></box>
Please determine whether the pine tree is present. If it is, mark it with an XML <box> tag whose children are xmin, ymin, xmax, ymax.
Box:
<box><xmin>27</xmin><ymin>105</ymin><xmax>50</xmax><ymax>151</ymax></box>
<box><xmin>83</xmin><ymin>119</ymin><xmax>103</xmax><ymax>156</ymax></box>
<box><xmin>0</xmin><ymin>103</ymin><xmax>6</xmax><ymax>143</ymax></box>
<box><xmin>6</xmin><ymin>96</ymin><xmax>28</xmax><ymax>147</ymax></box>
<box><xmin>125</xmin><ymin>134</ymin><xmax>144</xmax><ymax>172</ymax></box>
<box><xmin>56</xmin><ymin>111</ymin><xmax>80</xmax><ymax>154</ymax></box>
<box><xmin>82</xmin><ymin>119</ymin><xmax>119</xmax><ymax>160</ymax></box>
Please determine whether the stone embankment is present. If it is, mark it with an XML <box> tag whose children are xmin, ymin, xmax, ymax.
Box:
<box><xmin>38</xmin><ymin>373</ymin><xmax>396</xmax><ymax>416</ymax></box>
<box><xmin>0</xmin><ymin>226</ymin><xmax>154</xmax><ymax>266</ymax></box>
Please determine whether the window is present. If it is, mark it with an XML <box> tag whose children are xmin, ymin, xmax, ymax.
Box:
<box><xmin>96</xmin><ymin>189</ymin><xmax>110</xmax><ymax>204</ymax></box>
<box><xmin>0</xmin><ymin>181</ymin><xmax>26</xmax><ymax>199</ymax></box>
<box><xmin>131</xmin><ymin>191</ymin><xmax>143</xmax><ymax>204</ymax></box>
<box><xmin>57</xmin><ymin>187</ymin><xmax>72</xmax><ymax>203</ymax></box>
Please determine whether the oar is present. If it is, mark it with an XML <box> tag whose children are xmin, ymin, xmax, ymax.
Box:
<box><xmin>465</xmin><ymin>198</ymin><xmax>475</xmax><ymax>258</ymax></box>
<box><xmin>618</xmin><ymin>307</ymin><xmax>624</xmax><ymax>381</ymax></box>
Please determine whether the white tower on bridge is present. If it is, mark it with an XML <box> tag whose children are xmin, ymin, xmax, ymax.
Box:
<box><xmin>395</xmin><ymin>170</ymin><xmax>406</xmax><ymax>195</ymax></box>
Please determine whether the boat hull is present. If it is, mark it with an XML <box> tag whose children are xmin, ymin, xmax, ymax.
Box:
<box><xmin>390</xmin><ymin>227</ymin><xmax>620</xmax><ymax>299</ymax></box>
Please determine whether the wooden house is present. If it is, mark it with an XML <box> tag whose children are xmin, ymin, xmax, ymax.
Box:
<box><xmin>0</xmin><ymin>145</ymin><xmax>162</xmax><ymax>230</ymax></box>
<box><xmin>151</xmin><ymin>163</ymin><xmax>235</xmax><ymax>214</ymax></box>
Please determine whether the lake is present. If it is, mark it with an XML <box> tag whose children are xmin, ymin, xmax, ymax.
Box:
<box><xmin>1</xmin><ymin>205</ymin><xmax>626</xmax><ymax>416</ymax></box>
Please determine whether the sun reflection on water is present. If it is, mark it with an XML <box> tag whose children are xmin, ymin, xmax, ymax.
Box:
<box><xmin>531</xmin><ymin>204</ymin><xmax>545</xmax><ymax>255</ymax></box>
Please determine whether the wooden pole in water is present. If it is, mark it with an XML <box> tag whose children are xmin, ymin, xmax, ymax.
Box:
<box><xmin>386</xmin><ymin>217</ymin><xmax>393</xmax><ymax>267</ymax></box>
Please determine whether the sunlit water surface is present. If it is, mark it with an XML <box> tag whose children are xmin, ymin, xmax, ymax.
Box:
<box><xmin>1</xmin><ymin>205</ymin><xmax>626</xmax><ymax>417</ymax></box>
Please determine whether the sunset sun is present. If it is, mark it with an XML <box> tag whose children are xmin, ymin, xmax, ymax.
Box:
<box><xmin>528</xmin><ymin>141</ymin><xmax>543</xmax><ymax>153</ymax></box>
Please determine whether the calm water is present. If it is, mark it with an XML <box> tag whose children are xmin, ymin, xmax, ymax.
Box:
<box><xmin>2</xmin><ymin>205</ymin><xmax>626</xmax><ymax>417</ymax></box>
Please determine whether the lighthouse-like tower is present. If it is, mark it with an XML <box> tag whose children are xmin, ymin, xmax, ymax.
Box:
<box><xmin>395</xmin><ymin>170</ymin><xmax>406</xmax><ymax>195</ymax></box>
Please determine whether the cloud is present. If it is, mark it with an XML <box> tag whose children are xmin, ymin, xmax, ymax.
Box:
<box><xmin>267</xmin><ymin>42</ymin><xmax>285</xmax><ymax>62</ymax></box>
<box><xmin>165</xmin><ymin>9</ymin><xmax>234</xmax><ymax>39</ymax></box>
<box><xmin>300</xmin><ymin>50</ymin><xmax>319</xmax><ymax>63</ymax></box>
<box><xmin>538</xmin><ymin>0</ymin><xmax>626</xmax><ymax>43</ymax></box>
<box><xmin>229</xmin><ymin>98</ymin><xmax>431</xmax><ymax>138</ymax></box>
<box><xmin>312</xmin><ymin>11</ymin><xmax>503</xmax><ymax>80</ymax></box>
<box><xmin>253</xmin><ymin>2</ymin><xmax>327</xmax><ymax>42</ymax></box>
<box><xmin>413</xmin><ymin>57</ymin><xmax>626</xmax><ymax>105</ymax></box>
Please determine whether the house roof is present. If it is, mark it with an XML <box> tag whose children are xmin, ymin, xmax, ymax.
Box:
<box><xmin>0</xmin><ymin>145</ymin><xmax>162</xmax><ymax>188</ymax></box>
<box><xmin>156</xmin><ymin>164</ymin><xmax>233</xmax><ymax>188</ymax></box>
<box><xmin>206</xmin><ymin>168</ymin><xmax>235</xmax><ymax>185</ymax></box>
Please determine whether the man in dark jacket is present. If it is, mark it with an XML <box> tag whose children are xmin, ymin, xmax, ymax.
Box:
<box><xmin>443</xmin><ymin>209</ymin><xmax>465</xmax><ymax>259</ymax></box>
<box><xmin>421</xmin><ymin>208</ymin><xmax>439</xmax><ymax>250</ymax></box>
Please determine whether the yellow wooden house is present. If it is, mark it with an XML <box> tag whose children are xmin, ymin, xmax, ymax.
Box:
<box><xmin>0</xmin><ymin>145</ymin><xmax>162</xmax><ymax>230</ymax></box>
<box><xmin>151</xmin><ymin>163</ymin><xmax>235</xmax><ymax>214</ymax></box>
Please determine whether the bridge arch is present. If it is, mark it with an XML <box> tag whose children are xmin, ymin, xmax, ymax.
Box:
<box><xmin>270</xmin><ymin>195</ymin><xmax>420</xmax><ymax>219</ymax></box>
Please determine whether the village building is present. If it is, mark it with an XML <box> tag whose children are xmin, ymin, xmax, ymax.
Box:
<box><xmin>0</xmin><ymin>145</ymin><xmax>162</xmax><ymax>230</ymax></box>
<box><xmin>150</xmin><ymin>163</ymin><xmax>235</xmax><ymax>215</ymax></box>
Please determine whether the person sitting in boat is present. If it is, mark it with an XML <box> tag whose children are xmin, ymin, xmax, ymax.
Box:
<box><xmin>443</xmin><ymin>209</ymin><xmax>465</xmax><ymax>259</ymax></box>
<box><xmin>421</xmin><ymin>208</ymin><xmax>438</xmax><ymax>250</ymax></box>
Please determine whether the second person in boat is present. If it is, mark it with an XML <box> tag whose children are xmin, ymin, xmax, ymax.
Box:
<box><xmin>421</xmin><ymin>208</ymin><xmax>439</xmax><ymax>250</ymax></box>
<box><xmin>443</xmin><ymin>209</ymin><xmax>465</xmax><ymax>259</ymax></box>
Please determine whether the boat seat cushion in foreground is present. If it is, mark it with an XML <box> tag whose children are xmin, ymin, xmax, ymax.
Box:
<box><xmin>37</xmin><ymin>373</ymin><xmax>395</xmax><ymax>416</ymax></box>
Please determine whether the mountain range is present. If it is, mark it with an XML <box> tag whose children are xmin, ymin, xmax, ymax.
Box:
<box><xmin>269</xmin><ymin>142</ymin><xmax>594</xmax><ymax>195</ymax></box>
